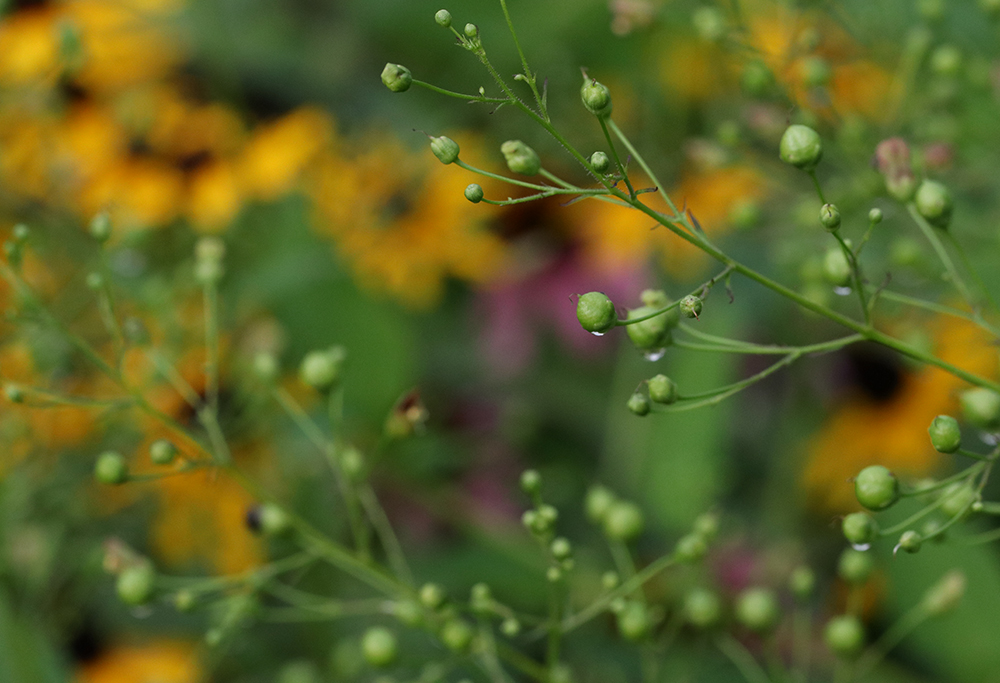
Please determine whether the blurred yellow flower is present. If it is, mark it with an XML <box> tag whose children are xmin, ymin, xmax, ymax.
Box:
<box><xmin>76</xmin><ymin>640</ymin><xmax>199</xmax><ymax>683</ymax></box>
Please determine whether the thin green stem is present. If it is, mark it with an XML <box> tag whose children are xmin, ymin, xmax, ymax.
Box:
<box><xmin>358</xmin><ymin>484</ymin><xmax>413</xmax><ymax>584</ymax></box>
<box><xmin>203</xmin><ymin>281</ymin><xmax>220</xmax><ymax>418</ymax></box>
<box><xmin>907</xmin><ymin>204</ymin><xmax>976</xmax><ymax>309</ymax></box>
<box><xmin>665</xmin><ymin>353</ymin><xmax>804</xmax><ymax>411</ymax></box>
<box><xmin>875</xmin><ymin>289</ymin><xmax>1000</xmax><ymax>338</ymax></box>
<box><xmin>853</xmin><ymin>605</ymin><xmax>930</xmax><ymax>680</ymax></box>
<box><xmin>716</xmin><ymin>634</ymin><xmax>772</xmax><ymax>683</ymax></box>
<box><xmin>412</xmin><ymin>79</ymin><xmax>507</xmax><ymax>103</ymax></box>
<box><xmin>599</xmin><ymin>117</ymin><xmax>636</xmax><ymax>199</ymax></box>
<box><xmin>606</xmin><ymin>119</ymin><xmax>686</xmax><ymax>225</ymax></box>
<box><xmin>833</xmin><ymin>231</ymin><xmax>870</xmax><ymax>324</ymax></box>
<box><xmin>808</xmin><ymin>170</ymin><xmax>827</xmax><ymax>204</ymax></box>
<box><xmin>616</xmin><ymin>266</ymin><xmax>734</xmax><ymax>326</ymax></box>
<box><xmin>498</xmin><ymin>0</ymin><xmax>546</xmax><ymax>119</ymax></box>
<box><xmin>941</xmin><ymin>229</ymin><xmax>1000</xmax><ymax>314</ymax></box>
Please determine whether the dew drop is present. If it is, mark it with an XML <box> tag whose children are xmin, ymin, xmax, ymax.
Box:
<box><xmin>833</xmin><ymin>286</ymin><xmax>852</xmax><ymax>296</ymax></box>
<box><xmin>851</xmin><ymin>543</ymin><xmax>871</xmax><ymax>552</ymax></box>
<box><xmin>643</xmin><ymin>348</ymin><xmax>666</xmax><ymax>362</ymax></box>
<box><xmin>590</xmin><ymin>331</ymin><xmax>605</xmax><ymax>337</ymax></box>
<box><xmin>980</xmin><ymin>432</ymin><xmax>998</xmax><ymax>446</ymax></box>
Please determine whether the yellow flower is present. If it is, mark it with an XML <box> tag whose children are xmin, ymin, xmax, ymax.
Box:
<box><xmin>75</xmin><ymin>640</ymin><xmax>199</xmax><ymax>683</ymax></box>
<box><xmin>240</xmin><ymin>107</ymin><xmax>335</xmax><ymax>201</ymax></box>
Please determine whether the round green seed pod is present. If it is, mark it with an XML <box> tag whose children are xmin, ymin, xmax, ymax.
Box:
<box><xmin>590</xmin><ymin>151</ymin><xmax>610</xmax><ymax>174</ymax></box>
<box><xmin>679</xmin><ymin>295</ymin><xmax>702</xmax><ymax>319</ymax></box>
<box><xmin>258</xmin><ymin>503</ymin><xmax>291</xmax><ymax>536</ymax></box>
<box><xmin>779</xmin><ymin>124</ymin><xmax>823</xmax><ymax>170</ymax></box>
<box><xmin>674</xmin><ymin>533</ymin><xmax>708</xmax><ymax>563</ymax></box>
<box><xmin>820</xmin><ymin>203</ymin><xmax>841</xmax><ymax>231</ymax></box>
<box><xmin>734</xmin><ymin>587</ymin><xmax>779</xmax><ymax>633</ymax></box>
<box><xmin>789</xmin><ymin>566</ymin><xmax>815</xmax><ymax>600</ymax></box>
<box><xmin>938</xmin><ymin>482</ymin><xmax>980</xmax><ymax>518</ymax></box>
<box><xmin>683</xmin><ymin>588</ymin><xmax>721</xmax><ymax>628</ymax></box>
<box><xmin>842</xmin><ymin>512</ymin><xmax>878</xmax><ymax>547</ymax></box>
<box><xmin>500</xmin><ymin>617</ymin><xmax>521</xmax><ymax>636</ymax></box>
<box><xmin>928</xmin><ymin>415</ymin><xmax>961</xmax><ymax>453</ymax></box>
<box><xmin>362</xmin><ymin>627</ymin><xmax>398</xmax><ymax>667</ymax></box>
<box><xmin>626</xmin><ymin>392</ymin><xmax>650</xmax><ymax>417</ymax></box>
<box><xmin>95</xmin><ymin>451</ymin><xmax>128</xmax><ymax>485</ymax></box>
<box><xmin>464</xmin><ymin>23</ymin><xmax>478</xmax><ymax>38</ymax></box>
<box><xmin>897</xmin><ymin>530</ymin><xmax>922</xmax><ymax>554</ymax></box>
<box><xmin>550</xmin><ymin>537</ymin><xmax>572</xmax><ymax>560</ymax></box>
<box><xmin>576</xmin><ymin>292</ymin><xmax>617</xmax><ymax>334</ymax></box>
<box><xmin>381</xmin><ymin>63</ymin><xmax>412</xmax><ymax>92</ymax></box>
<box><xmin>419</xmin><ymin>583</ymin><xmax>445</xmax><ymax>610</ymax></box>
<box><xmin>647</xmin><ymin>374</ymin><xmax>677</xmax><ymax>404</ymax></box>
<box><xmin>392</xmin><ymin>600</ymin><xmax>422</xmax><ymax>627</ymax></box>
<box><xmin>464</xmin><ymin>184</ymin><xmax>484</xmax><ymax>203</ymax></box>
<box><xmin>117</xmin><ymin>562</ymin><xmax>156</xmax><ymax>605</ymax></box>
<box><xmin>500</xmin><ymin>140</ymin><xmax>541</xmax><ymax>176</ymax></box>
<box><xmin>837</xmin><ymin>548</ymin><xmax>873</xmax><ymax>584</ymax></box>
<box><xmin>822</xmin><ymin>247</ymin><xmax>852</xmax><ymax>287</ymax></box>
<box><xmin>434</xmin><ymin>9</ymin><xmax>452</xmax><ymax>27</ymax></box>
<box><xmin>520</xmin><ymin>469</ymin><xmax>541</xmax><ymax>494</ymax></box>
<box><xmin>580</xmin><ymin>77</ymin><xmax>612</xmax><ymax>117</ymax></box>
<box><xmin>824</xmin><ymin>615</ymin><xmax>865</xmax><ymax>658</ymax></box>
<box><xmin>854</xmin><ymin>465</ymin><xmax>899</xmax><ymax>511</ymax></box>
<box><xmin>252</xmin><ymin>352</ymin><xmax>279</xmax><ymax>382</ymax></box>
<box><xmin>960</xmin><ymin>387</ymin><xmax>1000</xmax><ymax>430</ymax></box>
<box><xmin>921</xmin><ymin>570</ymin><xmax>966</xmax><ymax>616</ymax></box>
<box><xmin>86</xmin><ymin>272</ymin><xmax>104</xmax><ymax>291</ymax></box>
<box><xmin>603</xmin><ymin>501</ymin><xmax>644</xmax><ymax>541</ymax></box>
<box><xmin>299</xmin><ymin>347</ymin><xmax>346</xmax><ymax>391</ymax></box>
<box><xmin>429</xmin><ymin>136</ymin><xmax>460</xmax><ymax>164</ymax></box>
<box><xmin>616</xmin><ymin>600</ymin><xmax>650</xmax><ymax>641</ymax></box>
<box><xmin>173</xmin><ymin>589</ymin><xmax>197</xmax><ymax>612</ymax></box>
<box><xmin>149</xmin><ymin>439</ymin><xmax>177</xmax><ymax>465</ymax></box>
<box><xmin>914</xmin><ymin>179</ymin><xmax>953</xmax><ymax>229</ymax></box>
<box><xmin>868</xmin><ymin>208</ymin><xmax>883</xmax><ymax>224</ymax></box>
<box><xmin>585</xmin><ymin>485</ymin><xmax>616</xmax><ymax>523</ymax></box>
<box><xmin>625</xmin><ymin>306</ymin><xmax>673</xmax><ymax>351</ymax></box>
<box><xmin>440</xmin><ymin>618</ymin><xmax>474</xmax><ymax>652</ymax></box>
<box><xmin>89</xmin><ymin>213</ymin><xmax>112</xmax><ymax>242</ymax></box>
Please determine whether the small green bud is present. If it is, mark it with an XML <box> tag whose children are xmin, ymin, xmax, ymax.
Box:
<box><xmin>381</xmin><ymin>63</ymin><xmax>412</xmax><ymax>92</ymax></box>
<box><xmin>674</xmin><ymin>533</ymin><xmax>708</xmax><ymax>563</ymax></box>
<box><xmin>692</xmin><ymin>6</ymin><xmax>726</xmax><ymax>41</ymax></box>
<box><xmin>463</xmin><ymin>23</ymin><xmax>478</xmax><ymax>39</ymax></box>
<box><xmin>550</xmin><ymin>537</ymin><xmax>572</xmax><ymax>560</ymax></box>
<box><xmin>576</xmin><ymin>291</ymin><xmax>617</xmax><ymax>334</ymax></box>
<box><xmin>258</xmin><ymin>503</ymin><xmax>291</xmax><ymax>536</ymax></box>
<box><xmin>174</xmin><ymin>589</ymin><xmax>197</xmax><ymax>612</ymax></box>
<box><xmin>603</xmin><ymin>501</ymin><xmax>644</xmax><ymax>541</ymax></box>
<box><xmin>679</xmin><ymin>295</ymin><xmax>702</xmax><ymax>319</ymax></box>
<box><xmin>822</xmin><ymin>247</ymin><xmax>852</xmax><ymax>287</ymax></box>
<box><xmin>627</xmin><ymin>392</ymin><xmax>650</xmax><ymax>416</ymax></box>
<box><xmin>842</xmin><ymin>512</ymin><xmax>878</xmax><ymax>547</ymax></box>
<box><xmin>117</xmin><ymin>561</ymin><xmax>156</xmax><ymax>605</ymax></box>
<box><xmin>520</xmin><ymin>469</ymin><xmax>541</xmax><ymax>494</ymax></box>
<box><xmin>601</xmin><ymin>571</ymin><xmax>620</xmax><ymax>590</ymax></box>
<box><xmin>4</xmin><ymin>384</ymin><xmax>24</xmax><ymax>403</ymax></box>
<box><xmin>914</xmin><ymin>179</ymin><xmax>953</xmax><ymax>229</ymax></box>
<box><xmin>195</xmin><ymin>236</ymin><xmax>225</xmax><ymax>263</ymax></box>
<box><xmin>546</xmin><ymin>566</ymin><xmax>562</xmax><ymax>582</ymax></box>
<box><xmin>896</xmin><ymin>530</ymin><xmax>922</xmax><ymax>554</ymax></box>
<box><xmin>741</xmin><ymin>60</ymin><xmax>773</xmax><ymax>96</ymax></box>
<box><xmin>12</xmin><ymin>224</ymin><xmax>29</xmax><ymax>242</ymax></box>
<box><xmin>537</xmin><ymin>504</ymin><xmax>558</xmax><ymax>526</ymax></box>
<box><xmin>616</xmin><ymin>601</ymin><xmax>650</xmax><ymax>641</ymax></box>
<box><xmin>500</xmin><ymin>140</ymin><xmax>541</xmax><ymax>176</ymax></box>
<box><xmin>86</xmin><ymin>272</ymin><xmax>104</xmax><ymax>290</ymax></box>
<box><xmin>735</xmin><ymin>587</ymin><xmax>779</xmax><ymax>633</ymax></box>
<box><xmin>684</xmin><ymin>588</ymin><xmax>721</xmax><ymax>628</ymax></box>
<box><xmin>252</xmin><ymin>352</ymin><xmax>279</xmax><ymax>382</ymax></box>
<box><xmin>820</xmin><ymin>203</ymin><xmax>841</xmax><ymax>231</ymax></box>
<box><xmin>470</xmin><ymin>582</ymin><xmax>492</xmax><ymax>613</ymax></box>
<box><xmin>194</xmin><ymin>259</ymin><xmax>224</xmax><ymax>285</ymax></box>
<box><xmin>430</xmin><ymin>135</ymin><xmax>460</xmax><ymax>164</ymax></box>
<box><xmin>868</xmin><ymin>208</ymin><xmax>883</xmax><ymax>224</ymax></box>
<box><xmin>89</xmin><ymin>212</ymin><xmax>112</xmax><ymax>242</ymax></box>
<box><xmin>693</xmin><ymin>512</ymin><xmax>720</xmax><ymax>541</ymax></box>
<box><xmin>854</xmin><ymin>465</ymin><xmax>899</xmax><ymax>511</ymax></box>
<box><xmin>647</xmin><ymin>374</ymin><xmax>677</xmax><ymax>404</ymax></box>
<box><xmin>149</xmin><ymin>439</ymin><xmax>177</xmax><ymax>465</ymax></box>
<box><xmin>921</xmin><ymin>570</ymin><xmax>966</xmax><ymax>615</ymax></box>
<box><xmin>393</xmin><ymin>600</ymin><xmax>422</xmax><ymax>626</ymax></box>
<box><xmin>625</xmin><ymin>306</ymin><xmax>674</xmax><ymax>352</ymax></box>
<box><xmin>930</xmin><ymin>45</ymin><xmax>961</xmax><ymax>77</ymax></box>
<box><xmin>580</xmin><ymin>77</ymin><xmax>613</xmax><ymax>117</ymax></box>
<box><xmin>585</xmin><ymin>486</ymin><xmax>616</xmax><ymax>523</ymax></box>
<box><xmin>299</xmin><ymin>346</ymin><xmax>346</xmax><ymax>391</ymax></box>
<box><xmin>434</xmin><ymin>9</ymin><xmax>452</xmax><ymax>27</ymax></box>
<box><xmin>801</xmin><ymin>56</ymin><xmax>831</xmax><ymax>88</ymax></box>
<box><xmin>464</xmin><ymin>183</ymin><xmax>484</xmax><ymax>203</ymax></box>
<box><xmin>500</xmin><ymin>617</ymin><xmax>521</xmax><ymax>636</ymax></box>
<box><xmin>928</xmin><ymin>415</ymin><xmax>961</xmax><ymax>453</ymax></box>
<box><xmin>590</xmin><ymin>151</ymin><xmax>610</xmax><ymax>174</ymax></box>
<box><xmin>789</xmin><ymin>566</ymin><xmax>815</xmax><ymax>600</ymax></box>
<box><xmin>362</xmin><ymin>627</ymin><xmax>398</xmax><ymax>667</ymax></box>
<box><xmin>939</xmin><ymin>482</ymin><xmax>980</xmax><ymax>518</ymax></box>
<box><xmin>420</xmin><ymin>583</ymin><xmax>446</xmax><ymax>610</ymax></box>
<box><xmin>779</xmin><ymin>124</ymin><xmax>823</xmax><ymax>170</ymax></box>
<box><xmin>838</xmin><ymin>548</ymin><xmax>873</xmax><ymax>584</ymax></box>
<box><xmin>440</xmin><ymin>618</ymin><xmax>473</xmax><ymax>652</ymax></box>
<box><xmin>960</xmin><ymin>387</ymin><xmax>1000</xmax><ymax>430</ymax></box>
<box><xmin>95</xmin><ymin>451</ymin><xmax>128</xmax><ymax>485</ymax></box>
<box><xmin>824</xmin><ymin>615</ymin><xmax>865</xmax><ymax>658</ymax></box>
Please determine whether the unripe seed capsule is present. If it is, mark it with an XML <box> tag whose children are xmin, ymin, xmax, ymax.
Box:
<box><xmin>500</xmin><ymin>140</ymin><xmax>541</xmax><ymax>176</ymax></box>
<box><xmin>647</xmin><ymin>374</ymin><xmax>677</xmax><ymax>404</ymax></box>
<box><xmin>429</xmin><ymin>135</ymin><xmax>460</xmax><ymax>165</ymax></box>
<box><xmin>897</xmin><ymin>530</ymin><xmax>922</xmax><ymax>553</ymax></box>
<box><xmin>921</xmin><ymin>570</ymin><xmax>966</xmax><ymax>615</ymax></box>
<box><xmin>576</xmin><ymin>292</ymin><xmax>617</xmax><ymax>334</ymax></box>
<box><xmin>854</xmin><ymin>465</ymin><xmax>899</xmax><ymax>511</ymax></box>
<box><xmin>520</xmin><ymin>469</ymin><xmax>541</xmax><ymax>494</ymax></box>
<box><xmin>434</xmin><ymin>9</ymin><xmax>452</xmax><ymax>27</ymax></box>
<box><xmin>550</xmin><ymin>537</ymin><xmax>572</xmax><ymax>560</ymax></box>
<box><xmin>585</xmin><ymin>486</ymin><xmax>616</xmax><ymax>523</ymax></box>
<box><xmin>149</xmin><ymin>439</ymin><xmax>177</xmax><ymax>465</ymax></box>
<box><xmin>842</xmin><ymin>512</ymin><xmax>878</xmax><ymax>546</ymax></box>
<box><xmin>117</xmin><ymin>562</ymin><xmax>156</xmax><ymax>605</ymax></box>
<box><xmin>500</xmin><ymin>617</ymin><xmax>520</xmax><ymax>636</ymax></box>
<box><xmin>95</xmin><ymin>451</ymin><xmax>128</xmax><ymax>485</ymax></box>
<box><xmin>683</xmin><ymin>588</ymin><xmax>721</xmax><ymax>628</ymax></box>
<box><xmin>464</xmin><ymin>184</ymin><xmax>484</xmax><ymax>203</ymax></box>
<box><xmin>824</xmin><ymin>615</ymin><xmax>865</xmax><ymax>658</ymax></box>
<box><xmin>381</xmin><ymin>63</ymin><xmax>412</xmax><ymax>92</ymax></box>
<box><xmin>625</xmin><ymin>306</ymin><xmax>674</xmax><ymax>352</ymax></box>
<box><xmin>580</xmin><ymin>77</ymin><xmax>613</xmax><ymax>118</ymax></box>
<box><xmin>914</xmin><ymin>179</ymin><xmax>953</xmax><ymax>229</ymax></box>
<box><xmin>603</xmin><ymin>500</ymin><xmax>644</xmax><ymax>541</ymax></box>
<box><xmin>789</xmin><ymin>566</ymin><xmax>815</xmax><ymax>600</ymax></box>
<box><xmin>820</xmin><ymin>203</ymin><xmax>841</xmax><ymax>231</ymax></box>
<box><xmin>822</xmin><ymin>248</ymin><xmax>852</xmax><ymax>287</ymax></box>
<box><xmin>627</xmin><ymin>392</ymin><xmax>650</xmax><ymax>416</ymax></box>
<box><xmin>674</xmin><ymin>533</ymin><xmax>707</xmax><ymax>563</ymax></box>
<box><xmin>735</xmin><ymin>587</ymin><xmax>779</xmax><ymax>632</ymax></box>
<box><xmin>464</xmin><ymin>23</ymin><xmax>478</xmax><ymax>38</ymax></box>
<box><xmin>362</xmin><ymin>627</ymin><xmax>398</xmax><ymax>667</ymax></box>
<box><xmin>928</xmin><ymin>415</ymin><xmax>961</xmax><ymax>453</ymax></box>
<box><xmin>299</xmin><ymin>347</ymin><xmax>346</xmax><ymax>391</ymax></box>
<box><xmin>939</xmin><ymin>482</ymin><xmax>980</xmax><ymax>518</ymax></box>
<box><xmin>960</xmin><ymin>387</ymin><xmax>1000</xmax><ymax>430</ymax></box>
<box><xmin>440</xmin><ymin>618</ymin><xmax>473</xmax><ymax>652</ymax></box>
<box><xmin>779</xmin><ymin>124</ymin><xmax>823</xmax><ymax>170</ymax></box>
<box><xmin>837</xmin><ymin>548</ymin><xmax>873</xmax><ymax>584</ymax></box>
<box><xmin>89</xmin><ymin>212</ymin><xmax>112</xmax><ymax>242</ymax></box>
<box><xmin>616</xmin><ymin>601</ymin><xmax>650</xmax><ymax>641</ymax></box>
<box><xmin>420</xmin><ymin>583</ymin><xmax>445</xmax><ymax>610</ymax></box>
<box><xmin>590</xmin><ymin>151</ymin><xmax>610</xmax><ymax>174</ymax></box>
<box><xmin>679</xmin><ymin>295</ymin><xmax>702</xmax><ymax>319</ymax></box>
<box><xmin>868</xmin><ymin>208</ymin><xmax>883</xmax><ymax>224</ymax></box>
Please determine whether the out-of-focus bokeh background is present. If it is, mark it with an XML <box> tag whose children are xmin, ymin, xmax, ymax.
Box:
<box><xmin>3</xmin><ymin>0</ymin><xmax>1000</xmax><ymax>681</ymax></box>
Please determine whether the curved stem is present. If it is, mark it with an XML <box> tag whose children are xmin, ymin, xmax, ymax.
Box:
<box><xmin>907</xmin><ymin>204</ymin><xmax>976</xmax><ymax>309</ymax></box>
<box><xmin>412</xmin><ymin>79</ymin><xmax>507</xmax><ymax>103</ymax></box>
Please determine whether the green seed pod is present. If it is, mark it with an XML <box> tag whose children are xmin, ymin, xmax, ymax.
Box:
<box><xmin>741</xmin><ymin>60</ymin><xmax>773</xmax><ymax>96</ymax></box>
<box><xmin>469</xmin><ymin>583</ymin><xmax>492</xmax><ymax>615</ymax></box>
<box><xmin>868</xmin><ymin>208</ymin><xmax>883</xmax><ymax>224</ymax></box>
<box><xmin>779</xmin><ymin>124</ymin><xmax>823</xmax><ymax>170</ymax></box>
<box><xmin>299</xmin><ymin>346</ymin><xmax>346</xmax><ymax>391</ymax></box>
<box><xmin>692</xmin><ymin>6</ymin><xmax>725</xmax><ymax>41</ymax></box>
<box><xmin>684</xmin><ymin>588</ymin><xmax>721</xmax><ymax>628</ymax></box>
<box><xmin>440</xmin><ymin>618</ymin><xmax>474</xmax><ymax>652</ymax></box>
<box><xmin>854</xmin><ymin>465</ymin><xmax>900</xmax><ymax>511</ymax></box>
<box><xmin>117</xmin><ymin>561</ymin><xmax>156</xmax><ymax>605</ymax></box>
<box><xmin>616</xmin><ymin>601</ymin><xmax>650</xmax><ymax>641</ymax></box>
<box><xmin>603</xmin><ymin>500</ymin><xmax>644</xmax><ymax>541</ymax></box>
<box><xmin>362</xmin><ymin>627</ymin><xmax>398</xmax><ymax>667</ymax></box>
<box><xmin>500</xmin><ymin>140</ymin><xmax>541</xmax><ymax>176</ymax></box>
<box><xmin>174</xmin><ymin>589</ymin><xmax>197</xmax><ymax>612</ymax></box>
<box><xmin>194</xmin><ymin>259</ymin><xmax>224</xmax><ymax>285</ymax></box>
<box><xmin>735</xmin><ymin>587</ymin><xmax>779</xmax><ymax>633</ymax></box>
<box><xmin>419</xmin><ymin>583</ymin><xmax>446</xmax><ymax>610</ymax></box>
<box><xmin>4</xmin><ymin>384</ymin><xmax>24</xmax><ymax>403</ymax></box>
<box><xmin>381</xmin><ymin>63</ymin><xmax>412</xmax><ymax>93</ymax></box>
<box><xmin>585</xmin><ymin>485</ymin><xmax>616</xmax><ymax>523</ymax></box>
<box><xmin>674</xmin><ymin>533</ymin><xmax>708</xmax><ymax>563</ymax></box>
<box><xmin>930</xmin><ymin>45</ymin><xmax>961</xmax><ymax>77</ymax></box>
<box><xmin>693</xmin><ymin>512</ymin><xmax>720</xmax><ymax>541</ymax></box>
<box><xmin>842</xmin><ymin>512</ymin><xmax>878</xmax><ymax>547</ymax></box>
<box><xmin>520</xmin><ymin>469</ymin><xmax>541</xmax><ymax>494</ymax></box>
<box><xmin>625</xmin><ymin>306</ymin><xmax>673</xmax><ymax>352</ymax></box>
<box><xmin>149</xmin><ymin>439</ymin><xmax>177</xmax><ymax>465</ymax></box>
<box><xmin>820</xmin><ymin>203</ymin><xmax>841</xmax><ymax>231</ymax></box>
<box><xmin>914</xmin><ymin>180</ymin><xmax>953</xmax><ymax>229</ymax></box>
<box><xmin>252</xmin><ymin>352</ymin><xmax>279</xmax><ymax>382</ymax></box>
<box><xmin>429</xmin><ymin>135</ymin><xmax>460</xmax><ymax>164</ymax></box>
<box><xmin>928</xmin><ymin>415</ymin><xmax>961</xmax><ymax>453</ymax></box>
<box><xmin>464</xmin><ymin>183</ymin><xmax>484</xmax><ymax>203</ymax></box>
<box><xmin>576</xmin><ymin>291</ymin><xmax>617</xmax><ymax>334</ymax></box>
<box><xmin>897</xmin><ymin>530</ymin><xmax>922</xmax><ymax>554</ymax></box>
<box><xmin>647</xmin><ymin>374</ymin><xmax>678</xmax><ymax>404</ymax></box>
<box><xmin>500</xmin><ymin>617</ymin><xmax>521</xmax><ymax>636</ymax></box>
<box><xmin>824</xmin><ymin>615</ymin><xmax>865</xmax><ymax>658</ymax></box>
<box><xmin>89</xmin><ymin>212</ymin><xmax>112</xmax><ymax>242</ymax></box>
<box><xmin>801</xmin><ymin>55</ymin><xmax>831</xmax><ymax>88</ymax></box>
<box><xmin>960</xmin><ymin>387</ymin><xmax>1000</xmax><ymax>430</ymax></box>
<box><xmin>258</xmin><ymin>503</ymin><xmax>291</xmax><ymax>536</ymax></box>
<box><xmin>789</xmin><ymin>566</ymin><xmax>815</xmax><ymax>600</ymax></box>
<box><xmin>939</xmin><ymin>482</ymin><xmax>980</xmax><ymax>518</ymax></box>
<box><xmin>837</xmin><ymin>548</ymin><xmax>873</xmax><ymax>584</ymax></box>
<box><xmin>601</xmin><ymin>571</ymin><xmax>620</xmax><ymax>590</ymax></box>
<box><xmin>546</xmin><ymin>566</ymin><xmax>562</xmax><ymax>582</ymax></box>
<box><xmin>463</xmin><ymin>23</ymin><xmax>478</xmax><ymax>38</ymax></box>
<box><xmin>626</xmin><ymin>392</ymin><xmax>650</xmax><ymax>416</ymax></box>
<box><xmin>679</xmin><ymin>295</ymin><xmax>702</xmax><ymax>319</ymax></box>
<box><xmin>590</xmin><ymin>151</ymin><xmax>610</xmax><ymax>174</ymax></box>
<box><xmin>95</xmin><ymin>451</ymin><xmax>128</xmax><ymax>485</ymax></box>
<box><xmin>392</xmin><ymin>599</ymin><xmax>422</xmax><ymax>626</ymax></box>
<box><xmin>921</xmin><ymin>570</ymin><xmax>966</xmax><ymax>616</ymax></box>
<box><xmin>550</xmin><ymin>537</ymin><xmax>572</xmax><ymax>560</ymax></box>
<box><xmin>86</xmin><ymin>272</ymin><xmax>104</xmax><ymax>291</ymax></box>
<box><xmin>822</xmin><ymin>247</ymin><xmax>852</xmax><ymax>287</ymax></box>
<box><xmin>580</xmin><ymin>77</ymin><xmax>613</xmax><ymax>118</ymax></box>
<box><xmin>434</xmin><ymin>9</ymin><xmax>452</xmax><ymax>27</ymax></box>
